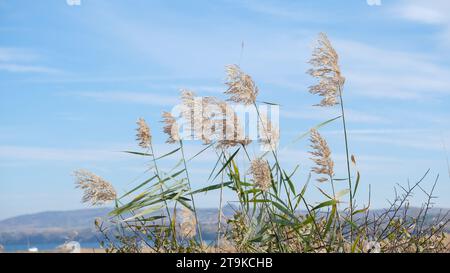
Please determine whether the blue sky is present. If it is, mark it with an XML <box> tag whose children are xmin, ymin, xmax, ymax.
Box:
<box><xmin>1</xmin><ymin>0</ymin><xmax>449</xmax><ymax>220</ymax></box>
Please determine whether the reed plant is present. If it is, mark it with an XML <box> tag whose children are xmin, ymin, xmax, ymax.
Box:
<box><xmin>76</xmin><ymin>33</ymin><xmax>449</xmax><ymax>253</ymax></box>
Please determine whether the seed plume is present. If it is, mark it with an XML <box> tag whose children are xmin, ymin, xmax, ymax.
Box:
<box><xmin>215</xmin><ymin>100</ymin><xmax>252</xmax><ymax>149</ymax></box>
<box><xmin>74</xmin><ymin>169</ymin><xmax>116</xmax><ymax>205</ymax></box>
<box><xmin>161</xmin><ymin>111</ymin><xmax>180</xmax><ymax>143</ymax></box>
<box><xmin>309</xmin><ymin>129</ymin><xmax>334</xmax><ymax>183</ymax></box>
<box><xmin>249</xmin><ymin>158</ymin><xmax>271</xmax><ymax>192</ymax></box>
<box><xmin>307</xmin><ymin>33</ymin><xmax>345</xmax><ymax>107</ymax></box>
<box><xmin>180</xmin><ymin>207</ymin><xmax>197</xmax><ymax>238</ymax></box>
<box><xmin>136</xmin><ymin>118</ymin><xmax>151</xmax><ymax>148</ymax></box>
<box><xmin>225</xmin><ymin>64</ymin><xmax>258</xmax><ymax>105</ymax></box>
<box><xmin>180</xmin><ymin>89</ymin><xmax>206</xmax><ymax>142</ymax></box>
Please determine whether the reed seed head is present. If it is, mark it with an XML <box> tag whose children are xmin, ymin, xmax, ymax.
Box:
<box><xmin>180</xmin><ymin>207</ymin><xmax>197</xmax><ymax>238</ymax></box>
<box><xmin>175</xmin><ymin>89</ymin><xmax>252</xmax><ymax>148</ymax></box>
<box><xmin>307</xmin><ymin>32</ymin><xmax>345</xmax><ymax>107</ymax></box>
<box><xmin>309</xmin><ymin>129</ymin><xmax>334</xmax><ymax>183</ymax></box>
<box><xmin>250</xmin><ymin>158</ymin><xmax>271</xmax><ymax>192</ymax></box>
<box><xmin>225</xmin><ymin>64</ymin><xmax>258</xmax><ymax>105</ymax></box>
<box><xmin>216</xmin><ymin>100</ymin><xmax>252</xmax><ymax>149</ymax></box>
<box><xmin>136</xmin><ymin>117</ymin><xmax>151</xmax><ymax>149</ymax></box>
<box><xmin>161</xmin><ymin>111</ymin><xmax>180</xmax><ymax>144</ymax></box>
<box><xmin>74</xmin><ymin>169</ymin><xmax>116</xmax><ymax>206</ymax></box>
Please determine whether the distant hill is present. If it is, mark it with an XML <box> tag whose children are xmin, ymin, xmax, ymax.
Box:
<box><xmin>0</xmin><ymin>206</ymin><xmax>448</xmax><ymax>245</ymax></box>
<box><xmin>0</xmin><ymin>207</ymin><xmax>236</xmax><ymax>245</ymax></box>
<box><xmin>0</xmin><ymin>208</ymin><xmax>111</xmax><ymax>245</ymax></box>
<box><xmin>0</xmin><ymin>208</ymin><xmax>111</xmax><ymax>232</ymax></box>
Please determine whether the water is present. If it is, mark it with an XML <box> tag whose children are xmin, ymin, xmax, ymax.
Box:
<box><xmin>3</xmin><ymin>241</ymin><xmax>100</xmax><ymax>252</ymax></box>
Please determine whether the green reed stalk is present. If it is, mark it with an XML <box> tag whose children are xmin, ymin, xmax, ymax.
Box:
<box><xmin>149</xmin><ymin>144</ymin><xmax>174</xmax><ymax>240</ymax></box>
<box><xmin>251</xmin><ymin>102</ymin><xmax>329</xmax><ymax>248</ymax></box>
<box><xmin>241</xmin><ymin>144</ymin><xmax>285</xmax><ymax>252</ymax></box>
<box><xmin>216</xmin><ymin>148</ymin><xmax>225</xmax><ymax>249</ymax></box>
<box><xmin>179</xmin><ymin>140</ymin><xmax>203</xmax><ymax>244</ymax></box>
<box><xmin>338</xmin><ymin>85</ymin><xmax>353</xmax><ymax>242</ymax></box>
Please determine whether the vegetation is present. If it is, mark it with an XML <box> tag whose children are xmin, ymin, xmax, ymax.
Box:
<box><xmin>75</xmin><ymin>33</ymin><xmax>449</xmax><ymax>253</ymax></box>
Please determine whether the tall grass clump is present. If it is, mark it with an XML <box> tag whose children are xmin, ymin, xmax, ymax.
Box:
<box><xmin>76</xmin><ymin>33</ymin><xmax>449</xmax><ymax>253</ymax></box>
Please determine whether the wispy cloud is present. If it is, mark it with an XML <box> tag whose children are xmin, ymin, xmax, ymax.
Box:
<box><xmin>69</xmin><ymin>91</ymin><xmax>178</xmax><ymax>106</ymax></box>
<box><xmin>324</xmin><ymin>128</ymin><xmax>450</xmax><ymax>152</ymax></box>
<box><xmin>281</xmin><ymin>107</ymin><xmax>386</xmax><ymax>124</ymax></box>
<box><xmin>0</xmin><ymin>63</ymin><xmax>61</xmax><ymax>74</ymax></box>
<box><xmin>0</xmin><ymin>47</ymin><xmax>61</xmax><ymax>74</ymax></box>
<box><xmin>234</xmin><ymin>0</ymin><xmax>320</xmax><ymax>22</ymax></box>
<box><xmin>392</xmin><ymin>0</ymin><xmax>450</xmax><ymax>47</ymax></box>
<box><xmin>0</xmin><ymin>47</ymin><xmax>38</xmax><ymax>62</ymax></box>
<box><xmin>336</xmin><ymin>39</ymin><xmax>450</xmax><ymax>100</ymax></box>
<box><xmin>0</xmin><ymin>145</ymin><xmax>128</xmax><ymax>162</ymax></box>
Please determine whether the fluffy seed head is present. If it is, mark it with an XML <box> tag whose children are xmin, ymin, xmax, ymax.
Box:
<box><xmin>216</xmin><ymin>100</ymin><xmax>252</xmax><ymax>149</ymax></box>
<box><xmin>136</xmin><ymin>118</ymin><xmax>151</xmax><ymax>148</ymax></box>
<box><xmin>307</xmin><ymin>33</ymin><xmax>345</xmax><ymax>107</ymax></box>
<box><xmin>161</xmin><ymin>111</ymin><xmax>180</xmax><ymax>144</ymax></box>
<box><xmin>309</xmin><ymin>129</ymin><xmax>334</xmax><ymax>183</ymax></box>
<box><xmin>174</xmin><ymin>89</ymin><xmax>252</xmax><ymax>148</ymax></box>
<box><xmin>179</xmin><ymin>89</ymin><xmax>206</xmax><ymax>142</ymax></box>
<box><xmin>225</xmin><ymin>64</ymin><xmax>258</xmax><ymax>105</ymax></box>
<box><xmin>74</xmin><ymin>169</ymin><xmax>116</xmax><ymax>205</ymax></box>
<box><xmin>180</xmin><ymin>207</ymin><xmax>197</xmax><ymax>238</ymax></box>
<box><xmin>250</xmin><ymin>158</ymin><xmax>271</xmax><ymax>192</ymax></box>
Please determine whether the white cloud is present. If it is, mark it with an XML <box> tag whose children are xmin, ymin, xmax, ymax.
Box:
<box><xmin>394</xmin><ymin>0</ymin><xmax>450</xmax><ymax>25</ymax></box>
<box><xmin>392</xmin><ymin>0</ymin><xmax>450</xmax><ymax>47</ymax></box>
<box><xmin>335</xmin><ymin>39</ymin><xmax>450</xmax><ymax>100</ymax></box>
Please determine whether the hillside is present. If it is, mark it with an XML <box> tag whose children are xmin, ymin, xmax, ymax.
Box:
<box><xmin>0</xmin><ymin>207</ymin><xmax>448</xmax><ymax>245</ymax></box>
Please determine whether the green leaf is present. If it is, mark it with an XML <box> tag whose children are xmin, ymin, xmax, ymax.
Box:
<box><xmin>188</xmin><ymin>142</ymin><xmax>214</xmax><ymax>162</ymax></box>
<box><xmin>259</xmin><ymin>101</ymin><xmax>280</xmax><ymax>106</ymax></box>
<box><xmin>191</xmin><ymin>182</ymin><xmax>233</xmax><ymax>195</ymax></box>
<box><xmin>312</xmin><ymin>199</ymin><xmax>338</xmax><ymax>211</ymax></box>
<box><xmin>208</xmin><ymin>151</ymin><xmax>223</xmax><ymax>181</ymax></box>
<box><xmin>118</xmin><ymin>174</ymin><xmax>158</xmax><ymax>199</ymax></box>
<box><xmin>353</xmin><ymin>171</ymin><xmax>361</xmax><ymax>197</ymax></box>
<box><xmin>294</xmin><ymin>175</ymin><xmax>310</xmax><ymax>210</ymax></box>
<box><xmin>316</xmin><ymin>187</ymin><xmax>332</xmax><ymax>199</ymax></box>
<box><xmin>324</xmin><ymin>204</ymin><xmax>336</xmax><ymax>235</ymax></box>
<box><xmin>122</xmin><ymin>205</ymin><xmax>164</xmax><ymax>222</ymax></box>
<box><xmin>212</xmin><ymin>148</ymin><xmax>240</xmax><ymax>181</ymax></box>
<box><xmin>155</xmin><ymin>147</ymin><xmax>181</xmax><ymax>160</ymax></box>
<box><xmin>302</xmin><ymin>214</ymin><xmax>315</xmax><ymax>225</ymax></box>
<box><xmin>283</xmin><ymin>170</ymin><xmax>297</xmax><ymax>196</ymax></box>
<box><xmin>352</xmin><ymin>206</ymin><xmax>369</xmax><ymax>216</ymax></box>
<box><xmin>178</xmin><ymin>199</ymin><xmax>193</xmax><ymax>212</ymax></box>
<box><xmin>351</xmin><ymin>235</ymin><xmax>361</xmax><ymax>253</ymax></box>
<box><xmin>270</xmin><ymin>199</ymin><xmax>298</xmax><ymax>224</ymax></box>
<box><xmin>122</xmin><ymin>151</ymin><xmax>153</xmax><ymax>156</ymax></box>
<box><xmin>287</xmin><ymin>116</ymin><xmax>341</xmax><ymax>148</ymax></box>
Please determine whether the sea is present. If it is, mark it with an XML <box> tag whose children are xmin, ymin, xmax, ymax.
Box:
<box><xmin>3</xmin><ymin>241</ymin><xmax>101</xmax><ymax>252</ymax></box>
